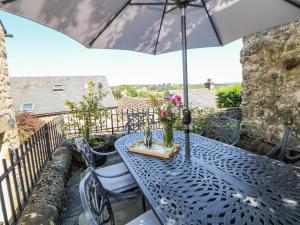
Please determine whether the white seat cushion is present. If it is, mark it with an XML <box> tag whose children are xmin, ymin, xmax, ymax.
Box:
<box><xmin>97</xmin><ymin>163</ymin><xmax>137</xmax><ymax>193</ymax></box>
<box><xmin>97</xmin><ymin>162</ymin><xmax>128</xmax><ymax>176</ymax></box>
<box><xmin>126</xmin><ymin>210</ymin><xmax>161</xmax><ymax>225</ymax></box>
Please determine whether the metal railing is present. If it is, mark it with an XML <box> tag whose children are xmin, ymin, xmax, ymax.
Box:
<box><xmin>63</xmin><ymin>108</ymin><xmax>160</xmax><ymax>136</ymax></box>
<box><xmin>0</xmin><ymin>108</ymin><xmax>158</xmax><ymax>225</ymax></box>
<box><xmin>0</xmin><ymin>116</ymin><xmax>65</xmax><ymax>225</ymax></box>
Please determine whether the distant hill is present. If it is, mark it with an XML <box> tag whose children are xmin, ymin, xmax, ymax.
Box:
<box><xmin>112</xmin><ymin>82</ymin><xmax>241</xmax><ymax>91</ymax></box>
<box><xmin>112</xmin><ymin>83</ymin><xmax>241</xmax><ymax>101</ymax></box>
<box><xmin>214</xmin><ymin>82</ymin><xmax>241</xmax><ymax>87</ymax></box>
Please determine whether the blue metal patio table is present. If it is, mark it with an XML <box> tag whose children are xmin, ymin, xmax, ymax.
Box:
<box><xmin>115</xmin><ymin>130</ymin><xmax>300</xmax><ymax>225</ymax></box>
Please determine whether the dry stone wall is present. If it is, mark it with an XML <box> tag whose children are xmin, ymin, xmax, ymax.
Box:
<box><xmin>240</xmin><ymin>20</ymin><xmax>300</xmax><ymax>145</ymax></box>
<box><xmin>0</xmin><ymin>26</ymin><xmax>19</xmax><ymax>159</ymax></box>
<box><xmin>17</xmin><ymin>146</ymin><xmax>72</xmax><ymax>225</ymax></box>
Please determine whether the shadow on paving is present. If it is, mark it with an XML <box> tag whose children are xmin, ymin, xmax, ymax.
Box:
<box><xmin>60</xmin><ymin>154</ymin><xmax>146</xmax><ymax>225</ymax></box>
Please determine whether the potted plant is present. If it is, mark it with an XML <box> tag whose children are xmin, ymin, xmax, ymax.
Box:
<box><xmin>89</xmin><ymin>135</ymin><xmax>108</xmax><ymax>151</ymax></box>
<box><xmin>64</xmin><ymin>81</ymin><xmax>109</xmax><ymax>166</ymax></box>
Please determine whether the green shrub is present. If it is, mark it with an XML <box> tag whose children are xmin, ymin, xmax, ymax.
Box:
<box><xmin>191</xmin><ymin>108</ymin><xmax>217</xmax><ymax>134</ymax></box>
<box><xmin>216</xmin><ymin>85</ymin><xmax>242</xmax><ymax>108</ymax></box>
<box><xmin>170</xmin><ymin>108</ymin><xmax>218</xmax><ymax>134</ymax></box>
<box><xmin>64</xmin><ymin>81</ymin><xmax>107</xmax><ymax>141</ymax></box>
<box><xmin>112</xmin><ymin>88</ymin><xmax>122</xmax><ymax>100</ymax></box>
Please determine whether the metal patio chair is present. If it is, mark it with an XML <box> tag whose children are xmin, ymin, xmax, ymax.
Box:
<box><xmin>74</xmin><ymin>137</ymin><xmax>137</xmax><ymax>193</ymax></box>
<box><xmin>202</xmin><ymin>116</ymin><xmax>240</xmax><ymax>146</ymax></box>
<box><xmin>266</xmin><ymin>128</ymin><xmax>300</xmax><ymax>165</ymax></box>
<box><xmin>124</xmin><ymin>112</ymin><xmax>155</xmax><ymax>134</ymax></box>
<box><xmin>79</xmin><ymin>168</ymin><xmax>161</xmax><ymax>225</ymax></box>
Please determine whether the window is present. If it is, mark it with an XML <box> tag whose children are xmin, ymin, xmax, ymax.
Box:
<box><xmin>20</xmin><ymin>103</ymin><xmax>34</xmax><ymax>112</ymax></box>
<box><xmin>53</xmin><ymin>84</ymin><xmax>64</xmax><ymax>91</ymax></box>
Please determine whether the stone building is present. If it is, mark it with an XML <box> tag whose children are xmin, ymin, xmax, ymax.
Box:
<box><xmin>240</xmin><ymin>20</ymin><xmax>300</xmax><ymax>151</ymax></box>
<box><xmin>0</xmin><ymin>25</ymin><xmax>19</xmax><ymax>160</ymax></box>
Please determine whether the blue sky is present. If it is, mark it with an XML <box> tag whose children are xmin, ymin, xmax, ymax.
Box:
<box><xmin>0</xmin><ymin>10</ymin><xmax>243</xmax><ymax>86</ymax></box>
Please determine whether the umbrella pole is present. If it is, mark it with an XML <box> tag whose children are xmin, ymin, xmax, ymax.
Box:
<box><xmin>181</xmin><ymin>6</ymin><xmax>191</xmax><ymax>159</ymax></box>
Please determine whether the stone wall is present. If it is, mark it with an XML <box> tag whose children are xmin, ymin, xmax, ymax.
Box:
<box><xmin>240</xmin><ymin>20</ymin><xmax>300</xmax><ymax>147</ymax></box>
<box><xmin>17</xmin><ymin>146</ymin><xmax>72</xmax><ymax>225</ymax></box>
<box><xmin>0</xmin><ymin>26</ymin><xmax>19</xmax><ymax>159</ymax></box>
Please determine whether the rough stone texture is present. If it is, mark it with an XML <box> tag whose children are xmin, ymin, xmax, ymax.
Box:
<box><xmin>0</xmin><ymin>26</ymin><xmax>19</xmax><ymax>160</ymax></box>
<box><xmin>240</xmin><ymin>20</ymin><xmax>300</xmax><ymax>148</ymax></box>
<box><xmin>17</xmin><ymin>146</ymin><xmax>72</xmax><ymax>225</ymax></box>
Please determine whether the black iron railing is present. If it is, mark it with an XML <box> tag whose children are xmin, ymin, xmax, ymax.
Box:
<box><xmin>63</xmin><ymin>108</ymin><xmax>160</xmax><ymax>136</ymax></box>
<box><xmin>0</xmin><ymin>108</ymin><xmax>159</xmax><ymax>225</ymax></box>
<box><xmin>0</xmin><ymin>116</ymin><xmax>65</xmax><ymax>225</ymax></box>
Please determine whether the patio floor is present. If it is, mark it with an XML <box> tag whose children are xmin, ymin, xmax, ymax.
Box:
<box><xmin>60</xmin><ymin>154</ymin><xmax>148</xmax><ymax>225</ymax></box>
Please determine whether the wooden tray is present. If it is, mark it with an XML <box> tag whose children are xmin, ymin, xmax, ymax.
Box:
<box><xmin>128</xmin><ymin>141</ymin><xmax>180</xmax><ymax>159</ymax></box>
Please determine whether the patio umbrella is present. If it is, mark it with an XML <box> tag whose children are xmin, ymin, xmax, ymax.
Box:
<box><xmin>1</xmin><ymin>0</ymin><xmax>299</xmax><ymax>157</ymax></box>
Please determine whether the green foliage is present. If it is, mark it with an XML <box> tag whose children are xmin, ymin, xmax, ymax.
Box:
<box><xmin>191</xmin><ymin>108</ymin><xmax>217</xmax><ymax>134</ymax></box>
<box><xmin>147</xmin><ymin>83</ymin><xmax>204</xmax><ymax>91</ymax></box>
<box><xmin>112</xmin><ymin>85</ymin><xmax>164</xmax><ymax>99</ymax></box>
<box><xmin>124</xmin><ymin>85</ymin><xmax>138</xmax><ymax>97</ymax></box>
<box><xmin>112</xmin><ymin>84</ymin><xmax>205</xmax><ymax>100</ymax></box>
<box><xmin>112</xmin><ymin>88</ymin><xmax>122</xmax><ymax>100</ymax></box>
<box><xmin>216</xmin><ymin>85</ymin><xmax>242</xmax><ymax>108</ymax></box>
<box><xmin>89</xmin><ymin>135</ymin><xmax>107</xmax><ymax>147</ymax></box>
<box><xmin>173</xmin><ymin>114</ymin><xmax>183</xmax><ymax>131</ymax></box>
<box><xmin>64</xmin><ymin>81</ymin><xmax>107</xmax><ymax>141</ymax></box>
<box><xmin>137</xmin><ymin>91</ymin><xmax>150</xmax><ymax>98</ymax></box>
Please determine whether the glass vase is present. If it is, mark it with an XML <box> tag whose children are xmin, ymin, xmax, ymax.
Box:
<box><xmin>163</xmin><ymin>124</ymin><xmax>173</xmax><ymax>147</ymax></box>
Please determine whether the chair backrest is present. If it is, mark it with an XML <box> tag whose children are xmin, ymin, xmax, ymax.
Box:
<box><xmin>124</xmin><ymin>112</ymin><xmax>155</xmax><ymax>134</ymax></box>
<box><xmin>280</xmin><ymin>128</ymin><xmax>300</xmax><ymax>163</ymax></box>
<box><xmin>74</xmin><ymin>137</ymin><xmax>96</xmax><ymax>168</ymax></box>
<box><xmin>79</xmin><ymin>168</ymin><xmax>114</xmax><ymax>225</ymax></box>
<box><xmin>202</xmin><ymin>116</ymin><xmax>240</xmax><ymax>146</ymax></box>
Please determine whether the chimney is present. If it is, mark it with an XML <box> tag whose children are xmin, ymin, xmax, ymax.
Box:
<box><xmin>204</xmin><ymin>78</ymin><xmax>214</xmax><ymax>90</ymax></box>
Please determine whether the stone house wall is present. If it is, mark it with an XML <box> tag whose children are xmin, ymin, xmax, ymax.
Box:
<box><xmin>0</xmin><ymin>26</ymin><xmax>19</xmax><ymax>160</ymax></box>
<box><xmin>240</xmin><ymin>20</ymin><xmax>300</xmax><ymax>148</ymax></box>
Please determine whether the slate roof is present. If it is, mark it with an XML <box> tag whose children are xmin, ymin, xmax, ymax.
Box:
<box><xmin>10</xmin><ymin>76</ymin><xmax>117</xmax><ymax>115</ymax></box>
<box><xmin>117</xmin><ymin>96</ymin><xmax>151</xmax><ymax>112</ymax></box>
<box><xmin>170</xmin><ymin>89</ymin><xmax>216</xmax><ymax>109</ymax></box>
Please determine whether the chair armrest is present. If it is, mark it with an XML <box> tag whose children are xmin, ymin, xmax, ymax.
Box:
<box><xmin>266</xmin><ymin>143</ymin><xmax>281</xmax><ymax>157</ymax></box>
<box><xmin>94</xmin><ymin>169</ymin><xmax>129</xmax><ymax>178</ymax></box>
<box><xmin>231</xmin><ymin>136</ymin><xmax>240</xmax><ymax>146</ymax></box>
<box><xmin>90</xmin><ymin>148</ymin><xmax>118</xmax><ymax>156</ymax></box>
<box><xmin>108</xmin><ymin>190</ymin><xmax>141</xmax><ymax>200</ymax></box>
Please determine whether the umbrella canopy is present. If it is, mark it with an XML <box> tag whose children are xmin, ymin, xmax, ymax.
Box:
<box><xmin>1</xmin><ymin>0</ymin><xmax>299</xmax><ymax>157</ymax></box>
<box><xmin>1</xmin><ymin>0</ymin><xmax>299</xmax><ymax>54</ymax></box>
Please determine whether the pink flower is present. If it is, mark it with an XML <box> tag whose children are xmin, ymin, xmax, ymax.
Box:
<box><xmin>160</xmin><ymin>109</ymin><xmax>168</xmax><ymax>117</ymax></box>
<box><xmin>171</xmin><ymin>95</ymin><xmax>182</xmax><ymax>106</ymax></box>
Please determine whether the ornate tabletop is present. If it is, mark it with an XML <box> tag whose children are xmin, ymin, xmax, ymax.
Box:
<box><xmin>115</xmin><ymin>131</ymin><xmax>300</xmax><ymax>225</ymax></box>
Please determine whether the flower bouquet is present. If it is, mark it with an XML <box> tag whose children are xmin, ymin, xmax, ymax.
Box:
<box><xmin>150</xmin><ymin>94</ymin><xmax>182</xmax><ymax>147</ymax></box>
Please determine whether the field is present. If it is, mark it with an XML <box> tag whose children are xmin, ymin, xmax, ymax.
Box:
<box><xmin>112</xmin><ymin>83</ymin><xmax>240</xmax><ymax>100</ymax></box>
